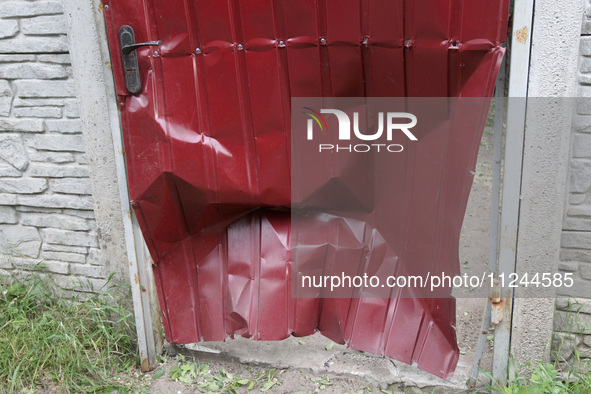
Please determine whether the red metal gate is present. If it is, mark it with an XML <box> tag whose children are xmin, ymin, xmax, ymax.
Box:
<box><xmin>102</xmin><ymin>0</ymin><xmax>508</xmax><ymax>378</ymax></box>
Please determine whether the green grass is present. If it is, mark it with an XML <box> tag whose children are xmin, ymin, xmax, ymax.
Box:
<box><xmin>479</xmin><ymin>361</ymin><xmax>591</xmax><ymax>393</ymax></box>
<box><xmin>0</xmin><ymin>273</ymin><xmax>139</xmax><ymax>393</ymax></box>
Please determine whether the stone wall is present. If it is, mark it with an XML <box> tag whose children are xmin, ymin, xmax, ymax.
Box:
<box><xmin>0</xmin><ymin>0</ymin><xmax>108</xmax><ymax>292</ymax></box>
<box><xmin>553</xmin><ymin>1</ymin><xmax>591</xmax><ymax>368</ymax></box>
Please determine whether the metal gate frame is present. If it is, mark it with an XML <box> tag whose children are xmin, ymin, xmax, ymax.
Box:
<box><xmin>485</xmin><ymin>0</ymin><xmax>534</xmax><ymax>384</ymax></box>
<box><xmin>88</xmin><ymin>0</ymin><xmax>528</xmax><ymax>378</ymax></box>
<box><xmin>64</xmin><ymin>0</ymin><xmax>577</xmax><ymax>382</ymax></box>
<box><xmin>493</xmin><ymin>0</ymin><xmax>534</xmax><ymax>383</ymax></box>
<box><xmin>473</xmin><ymin>0</ymin><xmax>581</xmax><ymax>385</ymax></box>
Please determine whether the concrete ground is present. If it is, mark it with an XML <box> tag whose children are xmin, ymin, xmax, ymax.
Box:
<box><xmin>174</xmin><ymin>332</ymin><xmax>475</xmax><ymax>392</ymax></box>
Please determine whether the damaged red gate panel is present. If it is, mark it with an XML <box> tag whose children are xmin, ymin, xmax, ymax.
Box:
<box><xmin>102</xmin><ymin>0</ymin><xmax>508</xmax><ymax>379</ymax></box>
<box><xmin>287</xmin><ymin>96</ymin><xmax>496</xmax><ymax>379</ymax></box>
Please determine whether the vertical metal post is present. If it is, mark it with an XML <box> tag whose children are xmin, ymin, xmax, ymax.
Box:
<box><xmin>469</xmin><ymin>55</ymin><xmax>506</xmax><ymax>385</ymax></box>
<box><xmin>492</xmin><ymin>0</ymin><xmax>534</xmax><ymax>384</ymax></box>
<box><xmin>91</xmin><ymin>0</ymin><xmax>161</xmax><ymax>371</ymax></box>
<box><xmin>106</xmin><ymin>59</ymin><xmax>161</xmax><ymax>370</ymax></box>
<box><xmin>130</xmin><ymin>214</ymin><xmax>162</xmax><ymax>370</ymax></box>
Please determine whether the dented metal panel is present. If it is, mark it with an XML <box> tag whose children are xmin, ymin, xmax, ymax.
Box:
<box><xmin>102</xmin><ymin>0</ymin><xmax>508</xmax><ymax>379</ymax></box>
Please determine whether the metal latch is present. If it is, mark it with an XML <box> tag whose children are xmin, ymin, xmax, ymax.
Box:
<box><xmin>119</xmin><ymin>25</ymin><xmax>161</xmax><ymax>95</ymax></box>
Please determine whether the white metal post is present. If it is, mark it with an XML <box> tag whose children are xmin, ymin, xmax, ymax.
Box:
<box><xmin>94</xmin><ymin>3</ymin><xmax>162</xmax><ymax>371</ymax></box>
<box><xmin>492</xmin><ymin>0</ymin><xmax>534</xmax><ymax>384</ymax></box>
<box><xmin>469</xmin><ymin>55</ymin><xmax>506</xmax><ymax>386</ymax></box>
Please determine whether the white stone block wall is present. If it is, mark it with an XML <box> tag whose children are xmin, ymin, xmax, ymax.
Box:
<box><xmin>0</xmin><ymin>0</ymin><xmax>107</xmax><ymax>292</ymax></box>
<box><xmin>554</xmin><ymin>0</ymin><xmax>591</xmax><ymax>367</ymax></box>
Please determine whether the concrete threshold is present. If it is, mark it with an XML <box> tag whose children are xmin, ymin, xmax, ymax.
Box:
<box><xmin>175</xmin><ymin>333</ymin><xmax>472</xmax><ymax>392</ymax></box>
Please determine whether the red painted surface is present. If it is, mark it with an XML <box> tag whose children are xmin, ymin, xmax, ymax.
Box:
<box><xmin>102</xmin><ymin>0</ymin><xmax>508</xmax><ymax>379</ymax></box>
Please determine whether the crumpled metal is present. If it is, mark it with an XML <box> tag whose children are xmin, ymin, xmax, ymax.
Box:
<box><xmin>103</xmin><ymin>0</ymin><xmax>509</xmax><ymax>379</ymax></box>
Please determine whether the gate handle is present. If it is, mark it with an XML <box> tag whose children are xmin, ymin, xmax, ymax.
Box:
<box><xmin>122</xmin><ymin>40</ymin><xmax>162</xmax><ymax>55</ymax></box>
<box><xmin>118</xmin><ymin>25</ymin><xmax>160</xmax><ymax>95</ymax></box>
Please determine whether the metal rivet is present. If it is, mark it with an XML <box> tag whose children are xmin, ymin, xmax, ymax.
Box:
<box><xmin>237</xmin><ymin>43</ymin><xmax>244</xmax><ymax>50</ymax></box>
<box><xmin>153</xmin><ymin>51</ymin><xmax>159</xmax><ymax>57</ymax></box>
<box><xmin>195</xmin><ymin>48</ymin><xmax>202</xmax><ymax>54</ymax></box>
<box><xmin>320</xmin><ymin>37</ymin><xmax>327</xmax><ymax>44</ymax></box>
<box><xmin>104</xmin><ymin>4</ymin><xmax>109</xmax><ymax>10</ymax></box>
<box><xmin>278</xmin><ymin>40</ymin><xmax>285</xmax><ymax>47</ymax></box>
<box><xmin>405</xmin><ymin>39</ymin><xmax>412</xmax><ymax>47</ymax></box>
<box><xmin>362</xmin><ymin>37</ymin><xmax>369</xmax><ymax>46</ymax></box>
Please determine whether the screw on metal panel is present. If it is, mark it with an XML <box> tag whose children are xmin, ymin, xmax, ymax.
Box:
<box><xmin>320</xmin><ymin>37</ymin><xmax>327</xmax><ymax>44</ymax></box>
<box><xmin>362</xmin><ymin>37</ymin><xmax>369</xmax><ymax>46</ymax></box>
<box><xmin>104</xmin><ymin>4</ymin><xmax>109</xmax><ymax>10</ymax></box>
<box><xmin>195</xmin><ymin>48</ymin><xmax>202</xmax><ymax>54</ymax></box>
<box><xmin>153</xmin><ymin>51</ymin><xmax>159</xmax><ymax>57</ymax></box>
<box><xmin>237</xmin><ymin>44</ymin><xmax>244</xmax><ymax>50</ymax></box>
<box><xmin>405</xmin><ymin>39</ymin><xmax>412</xmax><ymax>48</ymax></box>
<box><xmin>278</xmin><ymin>40</ymin><xmax>286</xmax><ymax>47</ymax></box>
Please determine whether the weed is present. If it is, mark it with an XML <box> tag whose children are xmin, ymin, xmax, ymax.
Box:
<box><xmin>311</xmin><ymin>376</ymin><xmax>333</xmax><ymax>390</ymax></box>
<box><xmin>0</xmin><ymin>273</ymin><xmax>139</xmax><ymax>393</ymax></box>
<box><xmin>169</xmin><ymin>354</ymin><xmax>209</xmax><ymax>385</ymax></box>
<box><xmin>168</xmin><ymin>355</ymin><xmax>282</xmax><ymax>393</ymax></box>
<box><xmin>479</xmin><ymin>361</ymin><xmax>591</xmax><ymax>393</ymax></box>
<box><xmin>259</xmin><ymin>369</ymin><xmax>281</xmax><ymax>392</ymax></box>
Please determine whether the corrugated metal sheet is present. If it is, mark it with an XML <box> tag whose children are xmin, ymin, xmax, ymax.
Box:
<box><xmin>102</xmin><ymin>0</ymin><xmax>508</xmax><ymax>379</ymax></box>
